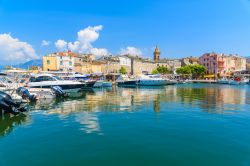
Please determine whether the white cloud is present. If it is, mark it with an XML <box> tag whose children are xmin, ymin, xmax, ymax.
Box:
<box><xmin>55</xmin><ymin>39</ymin><xmax>67</xmax><ymax>51</ymax></box>
<box><xmin>55</xmin><ymin>25</ymin><xmax>109</xmax><ymax>57</ymax></box>
<box><xmin>0</xmin><ymin>33</ymin><xmax>38</xmax><ymax>64</ymax></box>
<box><xmin>41</xmin><ymin>40</ymin><xmax>50</xmax><ymax>47</ymax></box>
<box><xmin>68</xmin><ymin>41</ymin><xmax>80</xmax><ymax>52</ymax></box>
<box><xmin>90</xmin><ymin>48</ymin><xmax>109</xmax><ymax>56</ymax></box>
<box><xmin>119</xmin><ymin>46</ymin><xmax>143</xmax><ymax>56</ymax></box>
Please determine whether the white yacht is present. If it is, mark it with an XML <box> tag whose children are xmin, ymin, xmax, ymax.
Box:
<box><xmin>0</xmin><ymin>74</ymin><xmax>56</xmax><ymax>101</ymax></box>
<box><xmin>137</xmin><ymin>75</ymin><xmax>166</xmax><ymax>86</ymax></box>
<box><xmin>27</xmin><ymin>74</ymin><xmax>88</xmax><ymax>93</ymax></box>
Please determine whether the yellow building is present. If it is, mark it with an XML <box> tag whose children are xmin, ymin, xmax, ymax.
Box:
<box><xmin>43</xmin><ymin>56</ymin><xmax>58</xmax><ymax>71</ymax></box>
<box><xmin>74</xmin><ymin>60</ymin><xmax>105</xmax><ymax>74</ymax></box>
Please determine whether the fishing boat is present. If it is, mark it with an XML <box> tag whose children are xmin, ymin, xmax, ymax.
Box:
<box><xmin>137</xmin><ymin>75</ymin><xmax>166</xmax><ymax>86</ymax></box>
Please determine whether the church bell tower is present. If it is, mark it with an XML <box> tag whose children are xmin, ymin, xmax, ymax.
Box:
<box><xmin>154</xmin><ymin>46</ymin><xmax>160</xmax><ymax>61</ymax></box>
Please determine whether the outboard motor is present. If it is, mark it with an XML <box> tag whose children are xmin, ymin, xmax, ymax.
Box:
<box><xmin>0</xmin><ymin>91</ymin><xmax>27</xmax><ymax>115</ymax></box>
<box><xmin>51</xmin><ymin>86</ymin><xmax>67</xmax><ymax>98</ymax></box>
<box><xmin>16</xmin><ymin>87</ymin><xmax>37</xmax><ymax>102</ymax></box>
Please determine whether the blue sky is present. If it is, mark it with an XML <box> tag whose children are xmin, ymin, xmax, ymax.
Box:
<box><xmin>0</xmin><ymin>0</ymin><xmax>250</xmax><ymax>64</ymax></box>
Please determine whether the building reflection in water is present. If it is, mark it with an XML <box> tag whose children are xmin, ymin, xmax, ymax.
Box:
<box><xmin>27</xmin><ymin>85</ymin><xmax>249</xmax><ymax>134</ymax></box>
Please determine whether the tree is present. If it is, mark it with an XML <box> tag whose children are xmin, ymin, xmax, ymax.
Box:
<box><xmin>119</xmin><ymin>66</ymin><xmax>127</xmax><ymax>74</ymax></box>
<box><xmin>176</xmin><ymin>64</ymin><xmax>206</xmax><ymax>79</ymax></box>
<box><xmin>152</xmin><ymin>65</ymin><xmax>171</xmax><ymax>74</ymax></box>
<box><xmin>152</xmin><ymin>69</ymin><xmax>159</xmax><ymax>74</ymax></box>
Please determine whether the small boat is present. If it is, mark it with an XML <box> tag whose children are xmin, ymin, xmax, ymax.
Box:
<box><xmin>117</xmin><ymin>80</ymin><xmax>138</xmax><ymax>87</ymax></box>
<box><xmin>229</xmin><ymin>77</ymin><xmax>249</xmax><ymax>85</ymax></box>
<box><xmin>116</xmin><ymin>75</ymin><xmax>138</xmax><ymax>87</ymax></box>
<box><xmin>217</xmin><ymin>77</ymin><xmax>229</xmax><ymax>84</ymax></box>
<box><xmin>102</xmin><ymin>81</ymin><xmax>112</xmax><ymax>87</ymax></box>
<box><xmin>138</xmin><ymin>75</ymin><xmax>166</xmax><ymax>86</ymax></box>
<box><xmin>166</xmin><ymin>79</ymin><xmax>177</xmax><ymax>85</ymax></box>
<box><xmin>93</xmin><ymin>80</ymin><xmax>112</xmax><ymax>88</ymax></box>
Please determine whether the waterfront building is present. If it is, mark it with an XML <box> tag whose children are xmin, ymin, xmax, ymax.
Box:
<box><xmin>43</xmin><ymin>55</ymin><xmax>58</xmax><ymax>71</ymax></box>
<box><xmin>42</xmin><ymin>47</ymin><xmax>181</xmax><ymax>75</ymax></box>
<box><xmin>74</xmin><ymin>54</ymin><xmax>105</xmax><ymax>74</ymax></box>
<box><xmin>43</xmin><ymin>50</ymin><xmax>78</xmax><ymax>71</ymax></box>
<box><xmin>181</xmin><ymin>56</ymin><xmax>198</xmax><ymax>66</ymax></box>
<box><xmin>199</xmin><ymin>53</ymin><xmax>246</xmax><ymax>77</ymax></box>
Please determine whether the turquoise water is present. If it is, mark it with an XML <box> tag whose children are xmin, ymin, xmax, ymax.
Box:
<box><xmin>1</xmin><ymin>84</ymin><xmax>250</xmax><ymax>166</ymax></box>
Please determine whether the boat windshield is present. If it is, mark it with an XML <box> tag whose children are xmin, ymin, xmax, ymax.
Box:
<box><xmin>0</xmin><ymin>76</ymin><xmax>13</xmax><ymax>83</ymax></box>
<box><xmin>53</xmin><ymin>76</ymin><xmax>63</xmax><ymax>81</ymax></box>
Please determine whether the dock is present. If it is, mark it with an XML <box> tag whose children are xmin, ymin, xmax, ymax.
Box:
<box><xmin>191</xmin><ymin>80</ymin><xmax>217</xmax><ymax>83</ymax></box>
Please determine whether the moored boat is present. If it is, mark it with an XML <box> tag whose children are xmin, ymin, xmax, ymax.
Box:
<box><xmin>117</xmin><ymin>80</ymin><xmax>138</xmax><ymax>87</ymax></box>
<box><xmin>28</xmin><ymin>74</ymin><xmax>88</xmax><ymax>93</ymax></box>
<box><xmin>137</xmin><ymin>75</ymin><xmax>166</xmax><ymax>86</ymax></box>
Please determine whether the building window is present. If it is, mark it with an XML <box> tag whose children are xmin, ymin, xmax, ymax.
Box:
<box><xmin>60</xmin><ymin>61</ymin><xmax>63</xmax><ymax>65</ymax></box>
<box><xmin>69</xmin><ymin>61</ymin><xmax>72</xmax><ymax>66</ymax></box>
<box><xmin>47</xmin><ymin>60</ymin><xmax>50</xmax><ymax>65</ymax></box>
<box><xmin>60</xmin><ymin>56</ymin><xmax>62</xmax><ymax>59</ymax></box>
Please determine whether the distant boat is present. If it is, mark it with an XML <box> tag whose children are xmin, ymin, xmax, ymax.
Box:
<box><xmin>117</xmin><ymin>80</ymin><xmax>138</xmax><ymax>87</ymax></box>
<box><xmin>116</xmin><ymin>75</ymin><xmax>138</xmax><ymax>87</ymax></box>
<box><xmin>228</xmin><ymin>77</ymin><xmax>249</xmax><ymax>85</ymax></box>
<box><xmin>217</xmin><ymin>78</ymin><xmax>229</xmax><ymax>84</ymax></box>
<box><xmin>93</xmin><ymin>80</ymin><xmax>112</xmax><ymax>88</ymax></box>
<box><xmin>138</xmin><ymin>75</ymin><xmax>166</xmax><ymax>86</ymax></box>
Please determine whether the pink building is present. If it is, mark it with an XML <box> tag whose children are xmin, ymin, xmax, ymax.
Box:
<box><xmin>199</xmin><ymin>53</ymin><xmax>246</xmax><ymax>76</ymax></box>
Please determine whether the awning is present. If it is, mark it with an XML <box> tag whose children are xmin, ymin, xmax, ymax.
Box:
<box><xmin>204</xmin><ymin>74</ymin><xmax>215</xmax><ymax>78</ymax></box>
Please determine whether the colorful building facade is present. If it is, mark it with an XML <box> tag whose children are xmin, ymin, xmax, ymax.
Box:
<box><xmin>199</xmin><ymin>53</ymin><xmax>246</xmax><ymax>77</ymax></box>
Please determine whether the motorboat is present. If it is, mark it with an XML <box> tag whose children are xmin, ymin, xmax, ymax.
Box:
<box><xmin>137</xmin><ymin>75</ymin><xmax>166</xmax><ymax>86</ymax></box>
<box><xmin>217</xmin><ymin>77</ymin><xmax>229</xmax><ymax>84</ymax></box>
<box><xmin>61</xmin><ymin>73</ymin><xmax>96</xmax><ymax>88</ymax></box>
<box><xmin>0</xmin><ymin>91</ymin><xmax>27</xmax><ymax>115</ymax></box>
<box><xmin>166</xmin><ymin>79</ymin><xmax>177</xmax><ymax>85</ymax></box>
<box><xmin>0</xmin><ymin>75</ymin><xmax>58</xmax><ymax>101</ymax></box>
<box><xmin>228</xmin><ymin>77</ymin><xmax>249</xmax><ymax>85</ymax></box>
<box><xmin>116</xmin><ymin>75</ymin><xmax>138</xmax><ymax>87</ymax></box>
<box><xmin>27</xmin><ymin>74</ymin><xmax>89</xmax><ymax>93</ymax></box>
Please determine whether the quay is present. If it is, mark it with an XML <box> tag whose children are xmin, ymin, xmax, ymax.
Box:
<box><xmin>191</xmin><ymin>80</ymin><xmax>217</xmax><ymax>83</ymax></box>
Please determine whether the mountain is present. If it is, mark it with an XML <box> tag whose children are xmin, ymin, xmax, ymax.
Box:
<box><xmin>13</xmin><ymin>59</ymin><xmax>42</xmax><ymax>69</ymax></box>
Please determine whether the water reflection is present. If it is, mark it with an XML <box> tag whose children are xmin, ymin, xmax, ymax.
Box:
<box><xmin>33</xmin><ymin>85</ymin><xmax>250</xmax><ymax>115</ymax></box>
<box><xmin>0</xmin><ymin>113</ymin><xmax>31</xmax><ymax>137</ymax></box>
<box><xmin>2</xmin><ymin>84</ymin><xmax>249</xmax><ymax>136</ymax></box>
<box><xmin>75</xmin><ymin>112</ymin><xmax>101</xmax><ymax>134</ymax></box>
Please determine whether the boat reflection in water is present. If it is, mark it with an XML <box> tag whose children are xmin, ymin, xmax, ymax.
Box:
<box><xmin>31</xmin><ymin>84</ymin><xmax>250</xmax><ymax>115</ymax></box>
<box><xmin>25</xmin><ymin>84</ymin><xmax>250</xmax><ymax>135</ymax></box>
<box><xmin>0</xmin><ymin>113</ymin><xmax>31</xmax><ymax>137</ymax></box>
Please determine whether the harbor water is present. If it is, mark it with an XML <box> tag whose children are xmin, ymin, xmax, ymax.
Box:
<box><xmin>1</xmin><ymin>84</ymin><xmax>250</xmax><ymax>166</ymax></box>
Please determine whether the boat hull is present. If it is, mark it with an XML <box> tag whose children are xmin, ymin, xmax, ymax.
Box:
<box><xmin>29</xmin><ymin>84</ymin><xmax>87</xmax><ymax>92</ymax></box>
<box><xmin>117</xmin><ymin>80</ymin><xmax>137</xmax><ymax>87</ymax></box>
<box><xmin>138</xmin><ymin>80</ymin><xmax>166</xmax><ymax>86</ymax></box>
